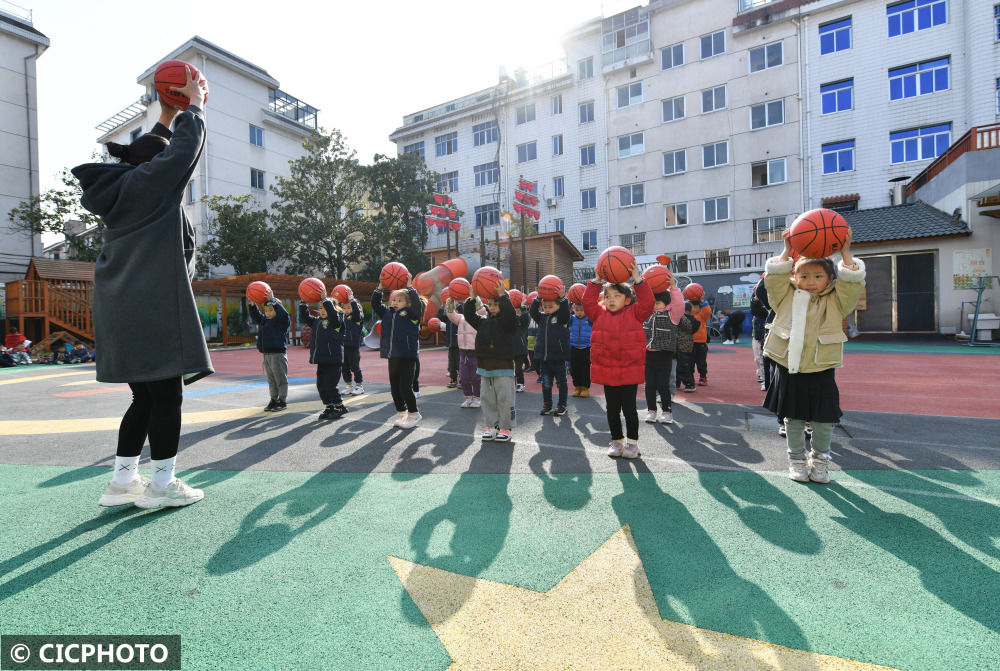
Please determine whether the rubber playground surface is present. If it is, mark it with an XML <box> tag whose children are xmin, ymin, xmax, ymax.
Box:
<box><xmin>1</xmin><ymin>338</ymin><xmax>998</xmax><ymax>670</ymax></box>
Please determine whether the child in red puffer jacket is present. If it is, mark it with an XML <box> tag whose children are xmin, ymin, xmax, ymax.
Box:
<box><xmin>582</xmin><ymin>263</ymin><xmax>655</xmax><ymax>459</ymax></box>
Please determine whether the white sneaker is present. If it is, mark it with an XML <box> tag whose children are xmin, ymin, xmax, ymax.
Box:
<box><xmin>778</xmin><ymin>424</ymin><xmax>787</xmax><ymax>437</ymax></box>
<box><xmin>393</xmin><ymin>411</ymin><xmax>408</xmax><ymax>427</ymax></box>
<box><xmin>722</xmin><ymin>340</ymin><xmax>734</xmax><ymax>345</ymax></box>
<box><xmin>134</xmin><ymin>478</ymin><xmax>203</xmax><ymax>509</ymax></box>
<box><xmin>99</xmin><ymin>476</ymin><xmax>150</xmax><ymax>507</ymax></box>
<box><xmin>413</xmin><ymin>391</ymin><xmax>421</xmax><ymax>398</ymax></box>
<box><xmin>808</xmin><ymin>452</ymin><xmax>831</xmax><ymax>484</ymax></box>
<box><xmin>607</xmin><ymin>440</ymin><xmax>625</xmax><ymax>458</ymax></box>
<box><xmin>622</xmin><ymin>441</ymin><xmax>640</xmax><ymax>459</ymax></box>
<box><xmin>481</xmin><ymin>428</ymin><xmax>497</xmax><ymax>441</ymax></box>
<box><xmin>644</xmin><ymin>410</ymin><xmax>658</xmax><ymax>423</ymax></box>
<box><xmin>658</xmin><ymin>411</ymin><xmax>673</xmax><ymax>424</ymax></box>
<box><xmin>400</xmin><ymin>412</ymin><xmax>422</xmax><ymax>429</ymax></box>
<box><xmin>788</xmin><ymin>459</ymin><xmax>810</xmax><ymax>482</ymax></box>
<box><xmin>761</xmin><ymin>382</ymin><xmax>767</xmax><ymax>391</ymax></box>
<box><xmin>460</xmin><ymin>398</ymin><xmax>472</xmax><ymax>408</ymax></box>
<box><xmin>515</xmin><ymin>384</ymin><xmax>525</xmax><ymax>393</ymax></box>
<box><xmin>469</xmin><ymin>399</ymin><xmax>481</xmax><ymax>408</ymax></box>
<box><xmin>352</xmin><ymin>384</ymin><xmax>365</xmax><ymax>395</ymax></box>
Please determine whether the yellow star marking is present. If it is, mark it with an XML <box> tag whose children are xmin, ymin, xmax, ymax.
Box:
<box><xmin>0</xmin><ymin>371</ymin><xmax>92</xmax><ymax>386</ymax></box>
<box><xmin>0</xmin><ymin>395</ymin><xmax>377</xmax><ymax>436</ymax></box>
<box><xmin>389</xmin><ymin>526</ymin><xmax>898</xmax><ymax>671</ymax></box>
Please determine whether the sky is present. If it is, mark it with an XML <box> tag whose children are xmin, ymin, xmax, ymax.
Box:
<box><xmin>26</xmin><ymin>0</ymin><xmax>616</xmax><ymax>196</ymax></box>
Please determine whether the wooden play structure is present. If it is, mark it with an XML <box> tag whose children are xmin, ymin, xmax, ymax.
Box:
<box><xmin>3</xmin><ymin>258</ymin><xmax>95</xmax><ymax>347</ymax></box>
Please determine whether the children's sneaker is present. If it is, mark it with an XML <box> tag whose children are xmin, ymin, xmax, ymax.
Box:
<box><xmin>622</xmin><ymin>441</ymin><xmax>640</xmax><ymax>459</ymax></box>
<box><xmin>683</xmin><ymin>385</ymin><xmax>696</xmax><ymax>393</ymax></box>
<box><xmin>264</xmin><ymin>400</ymin><xmax>278</xmax><ymax>412</ymax></box>
<box><xmin>788</xmin><ymin>459</ymin><xmax>810</xmax><ymax>482</ymax></box>
<box><xmin>515</xmin><ymin>384</ymin><xmax>525</xmax><ymax>393</ymax></box>
<box><xmin>134</xmin><ymin>478</ymin><xmax>204</xmax><ymax>509</ymax></box>
<box><xmin>658</xmin><ymin>411</ymin><xmax>673</xmax><ymax>424</ymax></box>
<box><xmin>804</xmin><ymin>423</ymin><xmax>814</xmax><ymax>440</ymax></box>
<box><xmin>760</xmin><ymin>382</ymin><xmax>767</xmax><ymax>391</ymax></box>
<box><xmin>607</xmin><ymin>439</ymin><xmax>625</xmax><ymax>458</ymax></box>
<box><xmin>722</xmin><ymin>340</ymin><xmax>733</xmax><ymax>345</ymax></box>
<box><xmin>318</xmin><ymin>406</ymin><xmax>336</xmax><ymax>420</ymax></box>
<box><xmin>554</xmin><ymin>404</ymin><xmax>567</xmax><ymax>416</ymax></box>
<box><xmin>644</xmin><ymin>410</ymin><xmax>658</xmax><ymax>423</ymax></box>
<box><xmin>460</xmin><ymin>398</ymin><xmax>473</xmax><ymax>408</ymax></box>
<box><xmin>400</xmin><ymin>412</ymin><xmax>422</xmax><ymax>429</ymax></box>
<box><xmin>447</xmin><ymin>380</ymin><xmax>459</xmax><ymax>388</ymax></box>
<box><xmin>330</xmin><ymin>404</ymin><xmax>348</xmax><ymax>418</ymax></box>
<box><xmin>469</xmin><ymin>398</ymin><xmax>481</xmax><ymax>408</ymax></box>
<box><xmin>808</xmin><ymin>452</ymin><xmax>831</xmax><ymax>484</ymax></box>
<box><xmin>481</xmin><ymin>428</ymin><xmax>497</xmax><ymax>441</ymax></box>
<box><xmin>572</xmin><ymin>386</ymin><xmax>582</xmax><ymax>397</ymax></box>
<box><xmin>413</xmin><ymin>391</ymin><xmax>421</xmax><ymax>398</ymax></box>
<box><xmin>393</xmin><ymin>412</ymin><xmax>408</xmax><ymax>427</ymax></box>
<box><xmin>99</xmin><ymin>476</ymin><xmax>150</xmax><ymax>507</ymax></box>
<box><xmin>273</xmin><ymin>400</ymin><xmax>287</xmax><ymax>411</ymax></box>
<box><xmin>352</xmin><ymin>385</ymin><xmax>365</xmax><ymax>395</ymax></box>
<box><xmin>778</xmin><ymin>424</ymin><xmax>787</xmax><ymax>438</ymax></box>
<box><xmin>579</xmin><ymin>387</ymin><xmax>590</xmax><ymax>398</ymax></box>
<box><xmin>540</xmin><ymin>403</ymin><xmax>553</xmax><ymax>416</ymax></box>
<box><xmin>494</xmin><ymin>429</ymin><xmax>511</xmax><ymax>442</ymax></box>
<box><xmin>698</xmin><ymin>377</ymin><xmax>708</xmax><ymax>386</ymax></box>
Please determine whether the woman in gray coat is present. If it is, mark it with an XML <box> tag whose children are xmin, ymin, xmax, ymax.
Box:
<box><xmin>72</xmin><ymin>71</ymin><xmax>211</xmax><ymax>510</ymax></box>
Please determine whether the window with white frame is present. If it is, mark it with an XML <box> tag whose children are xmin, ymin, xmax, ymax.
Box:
<box><xmin>581</xmin><ymin>188</ymin><xmax>597</xmax><ymax>210</ymax></box>
<box><xmin>437</xmin><ymin>171</ymin><xmax>458</xmax><ymax>193</ymax></box>
<box><xmin>579</xmin><ymin>101</ymin><xmax>595</xmax><ymax>123</ymax></box>
<box><xmin>749</xmin><ymin>41</ymin><xmax>783</xmax><ymax>72</ymax></box>
<box><xmin>751</xmin><ymin>158</ymin><xmax>787</xmax><ymax>187</ymax></box>
<box><xmin>664</xmin><ymin>203</ymin><xmax>687</xmax><ymax>228</ymax></box>
<box><xmin>890</xmin><ymin>123</ymin><xmax>951</xmax><ymax>163</ymax></box>
<box><xmin>616</xmin><ymin>82</ymin><xmax>643</xmax><ymax>108</ymax></box>
<box><xmin>661</xmin><ymin>96</ymin><xmax>685</xmax><ymax>122</ymax></box>
<box><xmin>753</xmin><ymin>216</ymin><xmax>786</xmax><ymax>242</ymax></box>
<box><xmin>249</xmin><ymin>124</ymin><xmax>263</xmax><ymax>146</ymax></box>
<box><xmin>704</xmin><ymin>197</ymin><xmax>729</xmax><ymax>223</ymax></box>
<box><xmin>705</xmin><ymin>248</ymin><xmax>731</xmax><ymax>270</ymax></box>
<box><xmin>473</xmin><ymin>162</ymin><xmax>499</xmax><ymax>187</ymax></box>
<box><xmin>403</xmin><ymin>141</ymin><xmax>424</xmax><ymax>158</ymax></box>
<box><xmin>473</xmin><ymin>121</ymin><xmax>498</xmax><ymax>146</ymax></box>
<box><xmin>661</xmin><ymin>42</ymin><xmax>683</xmax><ymax>69</ymax></box>
<box><xmin>702</xmin><ymin>141</ymin><xmax>729</xmax><ymax>168</ymax></box>
<box><xmin>663</xmin><ymin>150</ymin><xmax>686</xmax><ymax>176</ymax></box>
<box><xmin>250</xmin><ymin>168</ymin><xmax>265</xmax><ymax>190</ymax></box>
<box><xmin>618</xmin><ymin>132</ymin><xmax>645</xmax><ymax>158</ymax></box>
<box><xmin>475</xmin><ymin>203</ymin><xmax>500</xmax><ymax>228</ymax></box>
<box><xmin>186</xmin><ymin>181</ymin><xmax>195</xmax><ymax>204</ymax></box>
<box><xmin>516</xmin><ymin>141</ymin><xmax>537</xmax><ymax>163</ymax></box>
<box><xmin>820</xmin><ymin>17</ymin><xmax>852</xmax><ymax>53</ymax></box>
<box><xmin>996</xmin><ymin>4</ymin><xmax>1000</xmax><ymax>40</ymax></box>
<box><xmin>580</xmin><ymin>144</ymin><xmax>596</xmax><ymax>166</ymax></box>
<box><xmin>578</xmin><ymin>57</ymin><xmax>594</xmax><ymax>79</ymax></box>
<box><xmin>619</xmin><ymin>183</ymin><xmax>644</xmax><ymax>207</ymax></box>
<box><xmin>435</xmin><ymin>132</ymin><xmax>457</xmax><ymax>156</ymax></box>
<box><xmin>552</xmin><ymin>134</ymin><xmax>563</xmax><ymax>156</ymax></box>
<box><xmin>673</xmin><ymin>253</ymin><xmax>689</xmax><ymax>272</ymax></box>
<box><xmin>620</xmin><ymin>232</ymin><xmax>646</xmax><ymax>255</ymax></box>
<box><xmin>821</xmin><ymin>80</ymin><xmax>853</xmax><ymax>114</ymax></box>
<box><xmin>701</xmin><ymin>30</ymin><xmax>725</xmax><ymax>58</ymax></box>
<box><xmin>822</xmin><ymin>140</ymin><xmax>855</xmax><ymax>173</ymax></box>
<box><xmin>553</xmin><ymin>176</ymin><xmax>564</xmax><ymax>198</ymax></box>
<box><xmin>553</xmin><ymin>218</ymin><xmax>565</xmax><ymax>233</ymax></box>
<box><xmin>582</xmin><ymin>229</ymin><xmax>598</xmax><ymax>251</ymax></box>
<box><xmin>516</xmin><ymin>103</ymin><xmax>536</xmax><ymax>124</ymax></box>
<box><xmin>701</xmin><ymin>85</ymin><xmax>727</xmax><ymax>113</ymax></box>
<box><xmin>552</xmin><ymin>94</ymin><xmax>563</xmax><ymax>115</ymax></box>
<box><xmin>889</xmin><ymin>57</ymin><xmax>949</xmax><ymax>100</ymax></box>
<box><xmin>750</xmin><ymin>100</ymin><xmax>784</xmax><ymax>129</ymax></box>
<box><xmin>888</xmin><ymin>0</ymin><xmax>947</xmax><ymax>37</ymax></box>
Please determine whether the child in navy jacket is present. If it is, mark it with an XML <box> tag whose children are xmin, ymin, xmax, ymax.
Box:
<box><xmin>529</xmin><ymin>294</ymin><xmax>571</xmax><ymax>415</ymax></box>
<box><xmin>338</xmin><ymin>290</ymin><xmax>365</xmax><ymax>395</ymax></box>
<box><xmin>372</xmin><ymin>279</ymin><xmax>423</xmax><ymax>429</ymax></box>
<box><xmin>298</xmin><ymin>294</ymin><xmax>347</xmax><ymax>420</ymax></box>
<box><xmin>250</xmin><ymin>289</ymin><xmax>290</xmax><ymax>412</ymax></box>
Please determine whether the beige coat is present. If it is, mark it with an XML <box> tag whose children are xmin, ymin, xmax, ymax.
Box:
<box><xmin>762</xmin><ymin>257</ymin><xmax>866</xmax><ymax>374</ymax></box>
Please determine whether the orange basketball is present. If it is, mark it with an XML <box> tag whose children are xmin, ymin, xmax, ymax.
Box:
<box><xmin>440</xmin><ymin>287</ymin><xmax>451</xmax><ymax>303</ymax></box>
<box><xmin>298</xmin><ymin>277</ymin><xmax>326</xmax><ymax>303</ymax></box>
<box><xmin>508</xmin><ymin>289</ymin><xmax>525</xmax><ymax>308</ymax></box>
<box><xmin>787</xmin><ymin>208</ymin><xmax>850</xmax><ymax>259</ymax></box>
<box><xmin>527</xmin><ymin>291</ymin><xmax>539</xmax><ymax>304</ymax></box>
<box><xmin>154</xmin><ymin>60</ymin><xmax>202</xmax><ymax>111</ymax></box>
<box><xmin>428</xmin><ymin>317</ymin><xmax>442</xmax><ymax>331</ymax></box>
<box><xmin>472</xmin><ymin>266</ymin><xmax>505</xmax><ymax>298</ymax></box>
<box><xmin>566</xmin><ymin>283</ymin><xmax>586</xmax><ymax>304</ymax></box>
<box><xmin>641</xmin><ymin>265</ymin><xmax>673</xmax><ymax>294</ymax></box>
<box><xmin>331</xmin><ymin>284</ymin><xmax>351</xmax><ymax>304</ymax></box>
<box><xmin>537</xmin><ymin>275</ymin><xmax>565</xmax><ymax>301</ymax></box>
<box><xmin>246</xmin><ymin>281</ymin><xmax>271</xmax><ymax>305</ymax></box>
<box><xmin>380</xmin><ymin>262</ymin><xmax>409</xmax><ymax>290</ymax></box>
<box><xmin>596</xmin><ymin>246</ymin><xmax>635</xmax><ymax>284</ymax></box>
<box><xmin>448</xmin><ymin>277</ymin><xmax>471</xmax><ymax>301</ymax></box>
<box><xmin>682</xmin><ymin>282</ymin><xmax>705</xmax><ymax>302</ymax></box>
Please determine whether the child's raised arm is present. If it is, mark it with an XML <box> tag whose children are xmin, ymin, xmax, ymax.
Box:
<box><xmin>371</xmin><ymin>288</ymin><xmax>386</xmax><ymax>319</ymax></box>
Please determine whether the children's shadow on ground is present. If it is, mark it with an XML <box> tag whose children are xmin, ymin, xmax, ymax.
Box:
<box><xmin>612</xmin><ymin>460</ymin><xmax>817</xmax><ymax>661</ymax></box>
<box><xmin>398</xmin><ymin>444</ymin><xmax>514</xmax><ymax>624</ymax></box>
<box><xmin>204</xmin><ymin>427</ymin><xmax>403</xmax><ymax>576</ymax></box>
<box><xmin>526</xmin><ymin>415</ymin><xmax>594</xmax><ymax>511</ymax></box>
<box><xmin>391</xmin><ymin>405</ymin><xmax>477</xmax><ymax>478</ymax></box>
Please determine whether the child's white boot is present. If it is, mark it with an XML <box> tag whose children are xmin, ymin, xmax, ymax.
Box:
<box><xmin>788</xmin><ymin>458</ymin><xmax>809</xmax><ymax>482</ymax></box>
<box><xmin>808</xmin><ymin>450</ymin><xmax>831</xmax><ymax>484</ymax></box>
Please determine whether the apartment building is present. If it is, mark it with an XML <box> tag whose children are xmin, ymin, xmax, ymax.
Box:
<box><xmin>95</xmin><ymin>36</ymin><xmax>318</xmax><ymax>278</ymax></box>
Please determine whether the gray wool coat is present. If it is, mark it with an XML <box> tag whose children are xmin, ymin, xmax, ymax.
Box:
<box><xmin>72</xmin><ymin>107</ymin><xmax>213</xmax><ymax>385</ymax></box>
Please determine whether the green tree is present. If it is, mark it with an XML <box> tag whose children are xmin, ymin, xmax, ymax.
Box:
<box><xmin>7</xmin><ymin>167</ymin><xmax>104</xmax><ymax>261</ymax></box>
<box><xmin>355</xmin><ymin>152</ymin><xmax>438</xmax><ymax>281</ymax></box>
<box><xmin>199</xmin><ymin>194</ymin><xmax>282</xmax><ymax>276</ymax></box>
<box><xmin>270</xmin><ymin>128</ymin><xmax>368</xmax><ymax>278</ymax></box>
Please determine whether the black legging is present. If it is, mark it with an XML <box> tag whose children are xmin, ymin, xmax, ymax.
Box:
<box><xmin>117</xmin><ymin>377</ymin><xmax>183</xmax><ymax>460</ymax></box>
<box><xmin>388</xmin><ymin>357</ymin><xmax>418</xmax><ymax>412</ymax></box>
<box><xmin>605</xmin><ymin>383</ymin><xmax>639</xmax><ymax>441</ymax></box>
<box><xmin>644</xmin><ymin>350</ymin><xmax>673</xmax><ymax>411</ymax></box>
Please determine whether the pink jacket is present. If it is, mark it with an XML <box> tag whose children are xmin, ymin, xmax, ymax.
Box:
<box><xmin>446</xmin><ymin>304</ymin><xmax>485</xmax><ymax>350</ymax></box>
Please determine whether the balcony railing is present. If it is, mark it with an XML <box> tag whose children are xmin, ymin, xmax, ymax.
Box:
<box><xmin>268</xmin><ymin>89</ymin><xmax>318</xmax><ymax>129</ymax></box>
<box><xmin>906</xmin><ymin>123</ymin><xmax>1000</xmax><ymax>198</ymax></box>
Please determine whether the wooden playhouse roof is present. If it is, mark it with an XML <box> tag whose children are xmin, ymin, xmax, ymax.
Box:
<box><xmin>26</xmin><ymin>258</ymin><xmax>95</xmax><ymax>281</ymax></box>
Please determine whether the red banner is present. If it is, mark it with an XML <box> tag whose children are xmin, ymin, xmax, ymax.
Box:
<box><xmin>450</xmin><ymin>221</ymin><xmax>461</xmax><ymax>231</ymax></box>
<box><xmin>518</xmin><ymin>179</ymin><xmax>534</xmax><ymax>193</ymax></box>
<box><xmin>433</xmin><ymin>193</ymin><xmax>448</xmax><ymax>205</ymax></box>
<box><xmin>447</xmin><ymin>209</ymin><xmax>458</xmax><ymax>219</ymax></box>
<box><xmin>515</xmin><ymin>191</ymin><xmax>539</xmax><ymax>206</ymax></box>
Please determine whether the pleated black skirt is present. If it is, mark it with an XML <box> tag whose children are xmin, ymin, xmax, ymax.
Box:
<box><xmin>762</xmin><ymin>364</ymin><xmax>842</xmax><ymax>423</ymax></box>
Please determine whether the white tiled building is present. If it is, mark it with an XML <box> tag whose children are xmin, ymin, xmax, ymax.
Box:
<box><xmin>0</xmin><ymin>4</ymin><xmax>47</xmax><ymax>284</ymax></box>
<box><xmin>95</xmin><ymin>36</ymin><xmax>318</xmax><ymax>278</ymax></box>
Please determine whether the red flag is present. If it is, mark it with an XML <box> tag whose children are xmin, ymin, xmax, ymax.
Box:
<box><xmin>447</xmin><ymin>209</ymin><xmax>458</xmax><ymax>219</ymax></box>
<box><xmin>450</xmin><ymin>221</ymin><xmax>461</xmax><ymax>231</ymax></box>
<box><xmin>518</xmin><ymin>179</ymin><xmax>534</xmax><ymax>192</ymax></box>
<box><xmin>433</xmin><ymin>194</ymin><xmax>448</xmax><ymax>205</ymax></box>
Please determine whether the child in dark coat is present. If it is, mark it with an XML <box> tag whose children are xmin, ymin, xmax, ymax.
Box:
<box><xmin>250</xmin><ymin>288</ymin><xmax>290</xmax><ymax>411</ymax></box>
<box><xmin>337</xmin><ymin>288</ymin><xmax>366</xmax><ymax>395</ymax></box>
<box><xmin>298</xmin><ymin>294</ymin><xmax>347</xmax><ymax>420</ymax></box>
<box><xmin>372</xmin><ymin>280</ymin><xmax>423</xmax><ymax>429</ymax></box>
<box><xmin>529</xmin><ymin>294</ymin><xmax>571</xmax><ymax>415</ymax></box>
<box><xmin>464</xmin><ymin>285</ymin><xmax>517</xmax><ymax>442</ymax></box>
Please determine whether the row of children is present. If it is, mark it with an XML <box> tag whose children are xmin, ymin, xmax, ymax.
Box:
<box><xmin>1</xmin><ymin>328</ymin><xmax>93</xmax><ymax>366</ymax></box>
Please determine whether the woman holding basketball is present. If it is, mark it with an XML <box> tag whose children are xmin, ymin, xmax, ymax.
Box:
<box><xmin>72</xmin><ymin>69</ymin><xmax>211</xmax><ymax>509</ymax></box>
<box><xmin>762</xmin><ymin>228</ymin><xmax>864</xmax><ymax>483</ymax></box>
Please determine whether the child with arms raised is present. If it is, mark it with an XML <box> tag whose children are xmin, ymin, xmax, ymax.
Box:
<box><xmin>298</xmin><ymin>290</ymin><xmax>347</xmax><ymax>420</ymax></box>
<box><xmin>372</xmin><ymin>278</ymin><xmax>423</xmax><ymax>428</ymax></box>
<box><xmin>529</xmin><ymin>291</ymin><xmax>571</xmax><ymax>415</ymax></box>
<box><xmin>250</xmin><ymin>288</ymin><xmax>290</xmax><ymax>411</ymax></box>
<box><xmin>464</xmin><ymin>284</ymin><xmax>517</xmax><ymax>442</ymax></box>
<box><xmin>642</xmin><ymin>278</ymin><xmax>684</xmax><ymax>424</ymax></box>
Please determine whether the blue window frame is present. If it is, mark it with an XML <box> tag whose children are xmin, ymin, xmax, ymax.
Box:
<box><xmin>996</xmin><ymin>4</ymin><xmax>1000</xmax><ymax>41</ymax></box>
<box><xmin>553</xmin><ymin>176</ymin><xmax>564</xmax><ymax>198</ymax></box>
<box><xmin>889</xmin><ymin>58</ymin><xmax>949</xmax><ymax>100</ymax></box>
<box><xmin>250</xmin><ymin>168</ymin><xmax>265</xmax><ymax>190</ymax></box>
<box><xmin>887</xmin><ymin>0</ymin><xmax>947</xmax><ymax>37</ymax></box>
<box><xmin>473</xmin><ymin>121</ymin><xmax>498</xmax><ymax>146</ymax></box>
<box><xmin>822</xmin><ymin>140</ymin><xmax>855</xmax><ymax>174</ymax></box>
<box><xmin>890</xmin><ymin>123</ymin><xmax>951</xmax><ymax>163</ymax></box>
<box><xmin>580</xmin><ymin>144</ymin><xmax>596</xmax><ymax>166</ymax></box>
<box><xmin>516</xmin><ymin>142</ymin><xmax>537</xmax><ymax>163</ymax></box>
<box><xmin>553</xmin><ymin>218</ymin><xmax>565</xmax><ymax>233</ymax></box>
<box><xmin>475</xmin><ymin>203</ymin><xmax>500</xmax><ymax>228</ymax></box>
<box><xmin>582</xmin><ymin>230</ymin><xmax>597</xmax><ymax>251</ymax></box>
<box><xmin>579</xmin><ymin>101</ymin><xmax>595</xmax><ymax>124</ymax></box>
<box><xmin>436</xmin><ymin>171</ymin><xmax>458</xmax><ymax>192</ymax></box>
<box><xmin>435</xmin><ymin>132</ymin><xmax>457</xmax><ymax>156</ymax></box>
<box><xmin>473</xmin><ymin>162</ymin><xmax>499</xmax><ymax>187</ymax></box>
<box><xmin>249</xmin><ymin>124</ymin><xmax>263</xmax><ymax>146</ymax></box>
<box><xmin>403</xmin><ymin>141</ymin><xmax>424</xmax><ymax>159</ymax></box>
<box><xmin>819</xmin><ymin>17</ymin><xmax>851</xmax><ymax>54</ymax></box>
<box><xmin>821</xmin><ymin>80</ymin><xmax>853</xmax><ymax>114</ymax></box>
<box><xmin>581</xmin><ymin>188</ymin><xmax>597</xmax><ymax>210</ymax></box>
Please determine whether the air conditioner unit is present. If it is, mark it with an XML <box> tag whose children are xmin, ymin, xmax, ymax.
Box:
<box><xmin>545</xmin><ymin>198</ymin><xmax>557</xmax><ymax>207</ymax></box>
